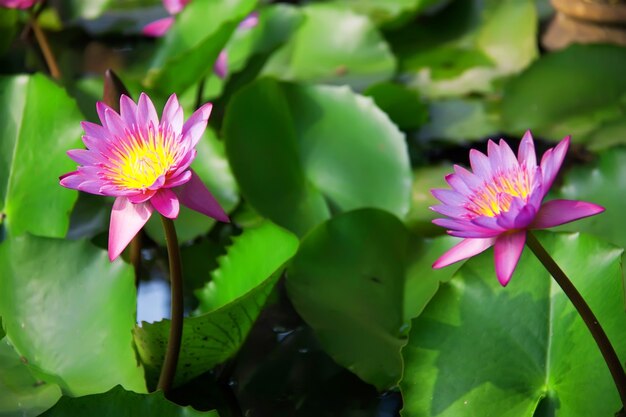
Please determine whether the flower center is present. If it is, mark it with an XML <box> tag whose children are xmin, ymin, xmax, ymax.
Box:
<box><xmin>106</xmin><ymin>129</ymin><xmax>176</xmax><ymax>190</ymax></box>
<box><xmin>465</xmin><ymin>166</ymin><xmax>533</xmax><ymax>218</ymax></box>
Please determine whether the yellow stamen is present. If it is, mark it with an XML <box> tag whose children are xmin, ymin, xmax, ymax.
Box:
<box><xmin>466</xmin><ymin>167</ymin><xmax>532</xmax><ymax>218</ymax></box>
<box><xmin>107</xmin><ymin>129</ymin><xmax>176</xmax><ymax>190</ymax></box>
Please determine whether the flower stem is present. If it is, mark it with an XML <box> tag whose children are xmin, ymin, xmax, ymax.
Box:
<box><xmin>157</xmin><ymin>216</ymin><xmax>184</xmax><ymax>394</ymax></box>
<box><xmin>526</xmin><ymin>231</ymin><xmax>626</xmax><ymax>409</ymax></box>
<box><xmin>29</xmin><ymin>10</ymin><xmax>61</xmax><ymax>80</ymax></box>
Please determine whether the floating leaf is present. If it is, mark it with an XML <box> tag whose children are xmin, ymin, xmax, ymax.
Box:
<box><xmin>223</xmin><ymin>78</ymin><xmax>411</xmax><ymax>237</ymax></box>
<box><xmin>0</xmin><ymin>75</ymin><xmax>83</xmax><ymax>238</ymax></box>
<box><xmin>402</xmin><ymin>231</ymin><xmax>625</xmax><ymax>417</ymax></box>
<box><xmin>262</xmin><ymin>4</ymin><xmax>396</xmax><ymax>90</ymax></box>
<box><xmin>328</xmin><ymin>0</ymin><xmax>447</xmax><ymax>26</ymax></box>
<box><xmin>286</xmin><ymin>209</ymin><xmax>422</xmax><ymax>390</ymax></box>
<box><xmin>40</xmin><ymin>385</ymin><xmax>218</xmax><ymax>417</ymax></box>
<box><xmin>555</xmin><ymin>148</ymin><xmax>626</xmax><ymax>251</ymax></box>
<box><xmin>0</xmin><ymin>236</ymin><xmax>146</xmax><ymax>396</ymax></box>
<box><xmin>0</xmin><ymin>338</ymin><xmax>61</xmax><ymax>417</ymax></box>
<box><xmin>501</xmin><ymin>44</ymin><xmax>626</xmax><ymax>141</ymax></box>
<box><xmin>395</xmin><ymin>0</ymin><xmax>537</xmax><ymax>97</ymax></box>
<box><xmin>364</xmin><ymin>82</ymin><xmax>428</xmax><ymax>130</ymax></box>
<box><xmin>134</xmin><ymin>222</ymin><xmax>299</xmax><ymax>387</ymax></box>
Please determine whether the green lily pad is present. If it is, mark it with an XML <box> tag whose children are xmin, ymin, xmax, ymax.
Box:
<box><xmin>144</xmin><ymin>0</ymin><xmax>257</xmax><ymax>94</ymax></box>
<box><xmin>555</xmin><ymin>148</ymin><xmax>626</xmax><ymax>251</ymax></box>
<box><xmin>144</xmin><ymin>128</ymin><xmax>239</xmax><ymax>244</ymax></box>
<box><xmin>402</xmin><ymin>231</ymin><xmax>625</xmax><ymax>416</ymax></box>
<box><xmin>286</xmin><ymin>209</ymin><xmax>408</xmax><ymax>390</ymax></box>
<box><xmin>262</xmin><ymin>4</ymin><xmax>396</xmax><ymax>90</ymax></box>
<box><xmin>0</xmin><ymin>74</ymin><xmax>83</xmax><ymax>238</ymax></box>
<box><xmin>0</xmin><ymin>338</ymin><xmax>61</xmax><ymax>417</ymax></box>
<box><xmin>363</xmin><ymin>82</ymin><xmax>429</xmax><ymax>130</ymax></box>
<box><xmin>223</xmin><ymin>78</ymin><xmax>411</xmax><ymax>237</ymax></box>
<box><xmin>134</xmin><ymin>222</ymin><xmax>299</xmax><ymax>387</ymax></box>
<box><xmin>40</xmin><ymin>385</ymin><xmax>218</xmax><ymax>417</ymax></box>
<box><xmin>502</xmin><ymin>44</ymin><xmax>626</xmax><ymax>141</ymax></box>
<box><xmin>0</xmin><ymin>235</ymin><xmax>146</xmax><ymax>396</ymax></box>
<box><xmin>394</xmin><ymin>0</ymin><xmax>537</xmax><ymax>97</ymax></box>
<box><xmin>327</xmin><ymin>0</ymin><xmax>447</xmax><ymax>26</ymax></box>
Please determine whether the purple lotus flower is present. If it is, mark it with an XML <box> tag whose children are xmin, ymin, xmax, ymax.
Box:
<box><xmin>0</xmin><ymin>0</ymin><xmax>39</xmax><ymax>8</ymax></box>
<box><xmin>431</xmin><ymin>131</ymin><xmax>604</xmax><ymax>286</ymax></box>
<box><xmin>60</xmin><ymin>93</ymin><xmax>229</xmax><ymax>261</ymax></box>
<box><xmin>142</xmin><ymin>0</ymin><xmax>259</xmax><ymax>79</ymax></box>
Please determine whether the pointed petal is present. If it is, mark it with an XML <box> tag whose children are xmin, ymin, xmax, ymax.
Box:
<box><xmin>430</xmin><ymin>204</ymin><xmax>471</xmax><ymax>219</ymax></box>
<box><xmin>161</xmin><ymin>94</ymin><xmax>184</xmax><ymax>134</ymax></box>
<box><xmin>531</xmin><ymin>199</ymin><xmax>605</xmax><ymax>229</ymax></box>
<box><xmin>214</xmin><ymin>50</ymin><xmax>228</xmax><ymax>79</ymax></box>
<box><xmin>540</xmin><ymin>136</ymin><xmax>569</xmax><ymax>196</ymax></box>
<box><xmin>128</xmin><ymin>189</ymin><xmax>156</xmax><ymax>203</ymax></box>
<box><xmin>518</xmin><ymin>130</ymin><xmax>536</xmax><ymax>168</ymax></box>
<box><xmin>142</xmin><ymin>17</ymin><xmax>174</xmax><ymax>37</ymax></box>
<box><xmin>494</xmin><ymin>231</ymin><xmax>526</xmax><ymax>286</ymax></box>
<box><xmin>445</xmin><ymin>173</ymin><xmax>472</xmax><ymax>196</ymax></box>
<box><xmin>96</xmin><ymin>101</ymin><xmax>114</xmax><ymax>128</ymax></box>
<box><xmin>174</xmin><ymin>170</ymin><xmax>229</xmax><ymax>222</ymax></box>
<box><xmin>150</xmin><ymin>188</ymin><xmax>180</xmax><ymax>218</ymax></box>
<box><xmin>137</xmin><ymin>92</ymin><xmax>159</xmax><ymax>130</ymax></box>
<box><xmin>433</xmin><ymin>238</ymin><xmax>495</xmax><ymax>269</ymax></box>
<box><xmin>182</xmin><ymin>103</ymin><xmax>212</xmax><ymax>147</ymax></box>
<box><xmin>108</xmin><ymin>198</ymin><xmax>153</xmax><ymax>261</ymax></box>
<box><xmin>119</xmin><ymin>95</ymin><xmax>138</xmax><ymax>127</ymax></box>
<box><xmin>59</xmin><ymin>172</ymin><xmax>85</xmax><ymax>190</ymax></box>
<box><xmin>454</xmin><ymin>165</ymin><xmax>483</xmax><ymax>190</ymax></box>
<box><xmin>238</xmin><ymin>12</ymin><xmax>259</xmax><ymax>29</ymax></box>
<box><xmin>81</xmin><ymin>121</ymin><xmax>111</xmax><ymax>142</ymax></box>
<box><xmin>498</xmin><ymin>139</ymin><xmax>519</xmax><ymax>172</ymax></box>
<box><xmin>67</xmin><ymin>149</ymin><xmax>103</xmax><ymax>165</ymax></box>
<box><xmin>163</xmin><ymin>169</ymin><xmax>192</xmax><ymax>188</ymax></box>
<box><xmin>487</xmin><ymin>140</ymin><xmax>504</xmax><ymax>172</ymax></box>
<box><xmin>431</xmin><ymin>189</ymin><xmax>466</xmax><ymax>206</ymax></box>
<box><xmin>163</xmin><ymin>0</ymin><xmax>188</xmax><ymax>14</ymax></box>
<box><xmin>469</xmin><ymin>149</ymin><xmax>493</xmax><ymax>180</ymax></box>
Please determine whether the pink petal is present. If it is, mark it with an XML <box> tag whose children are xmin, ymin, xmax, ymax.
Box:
<box><xmin>104</xmin><ymin>107</ymin><xmax>128</xmax><ymax>139</ymax></box>
<box><xmin>518</xmin><ymin>130</ymin><xmax>536</xmax><ymax>168</ymax></box>
<box><xmin>142</xmin><ymin>17</ymin><xmax>175</xmax><ymax>37</ymax></box>
<box><xmin>81</xmin><ymin>121</ymin><xmax>111</xmax><ymax>142</ymax></box>
<box><xmin>433</xmin><ymin>237</ymin><xmax>495</xmax><ymax>269</ymax></box>
<box><xmin>214</xmin><ymin>50</ymin><xmax>228</xmax><ymax>79</ymax></box>
<box><xmin>238</xmin><ymin>12</ymin><xmax>259</xmax><ymax>29</ymax></box>
<box><xmin>498</xmin><ymin>139</ymin><xmax>519</xmax><ymax>172</ymax></box>
<box><xmin>128</xmin><ymin>190</ymin><xmax>156</xmax><ymax>203</ymax></box>
<box><xmin>150</xmin><ymin>188</ymin><xmax>180</xmax><ymax>218</ymax></box>
<box><xmin>161</xmin><ymin>94</ymin><xmax>184</xmax><ymax>135</ymax></box>
<box><xmin>430</xmin><ymin>204</ymin><xmax>471</xmax><ymax>219</ymax></box>
<box><xmin>163</xmin><ymin>0</ymin><xmax>189</xmax><ymax>15</ymax></box>
<box><xmin>540</xmin><ymin>136</ymin><xmax>570</xmax><ymax>197</ymax></box>
<box><xmin>174</xmin><ymin>170</ymin><xmax>229</xmax><ymax>222</ymax></box>
<box><xmin>493</xmin><ymin>231</ymin><xmax>526</xmax><ymax>286</ymax></box>
<box><xmin>137</xmin><ymin>93</ymin><xmax>159</xmax><ymax>131</ymax></box>
<box><xmin>108</xmin><ymin>198</ymin><xmax>153</xmax><ymax>261</ymax></box>
<box><xmin>163</xmin><ymin>169</ymin><xmax>192</xmax><ymax>188</ymax></box>
<box><xmin>445</xmin><ymin>173</ymin><xmax>472</xmax><ymax>196</ymax></box>
<box><xmin>96</xmin><ymin>101</ymin><xmax>114</xmax><ymax>128</ymax></box>
<box><xmin>454</xmin><ymin>165</ymin><xmax>483</xmax><ymax>190</ymax></box>
<box><xmin>181</xmin><ymin>103</ymin><xmax>213</xmax><ymax>148</ymax></box>
<box><xmin>531</xmin><ymin>199</ymin><xmax>605</xmax><ymax>229</ymax></box>
<box><xmin>431</xmin><ymin>189</ymin><xmax>466</xmax><ymax>206</ymax></box>
<box><xmin>67</xmin><ymin>149</ymin><xmax>103</xmax><ymax>165</ymax></box>
<box><xmin>469</xmin><ymin>149</ymin><xmax>493</xmax><ymax>180</ymax></box>
<box><xmin>59</xmin><ymin>172</ymin><xmax>85</xmax><ymax>190</ymax></box>
<box><xmin>120</xmin><ymin>95</ymin><xmax>138</xmax><ymax>127</ymax></box>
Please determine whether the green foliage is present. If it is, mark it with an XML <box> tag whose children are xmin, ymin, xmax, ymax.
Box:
<box><xmin>502</xmin><ymin>44</ymin><xmax>626</xmax><ymax>141</ymax></box>
<box><xmin>224</xmin><ymin>78</ymin><xmax>411</xmax><ymax>237</ymax></box>
<box><xmin>134</xmin><ymin>222</ymin><xmax>299</xmax><ymax>387</ymax></box>
<box><xmin>402</xmin><ymin>231</ymin><xmax>625</xmax><ymax>416</ymax></box>
<box><xmin>0</xmin><ymin>235</ymin><xmax>146</xmax><ymax>396</ymax></box>
<box><xmin>0</xmin><ymin>75</ymin><xmax>83</xmax><ymax>238</ymax></box>
<box><xmin>0</xmin><ymin>338</ymin><xmax>61</xmax><ymax>417</ymax></box>
<box><xmin>262</xmin><ymin>4</ymin><xmax>396</xmax><ymax>89</ymax></box>
<box><xmin>41</xmin><ymin>385</ymin><xmax>219</xmax><ymax>417</ymax></box>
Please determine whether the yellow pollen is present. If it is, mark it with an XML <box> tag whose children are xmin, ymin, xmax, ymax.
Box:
<box><xmin>466</xmin><ymin>167</ymin><xmax>532</xmax><ymax>218</ymax></box>
<box><xmin>108</xmin><ymin>130</ymin><xmax>176</xmax><ymax>189</ymax></box>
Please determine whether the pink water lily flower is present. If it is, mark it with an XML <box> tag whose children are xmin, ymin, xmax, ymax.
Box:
<box><xmin>431</xmin><ymin>131</ymin><xmax>604</xmax><ymax>286</ymax></box>
<box><xmin>142</xmin><ymin>0</ymin><xmax>259</xmax><ymax>79</ymax></box>
<box><xmin>60</xmin><ymin>93</ymin><xmax>229</xmax><ymax>261</ymax></box>
<box><xmin>0</xmin><ymin>0</ymin><xmax>39</xmax><ymax>8</ymax></box>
